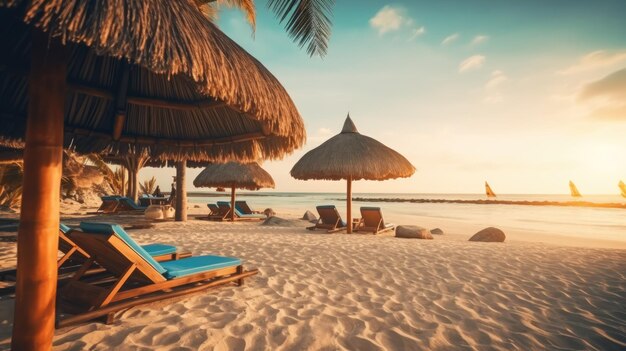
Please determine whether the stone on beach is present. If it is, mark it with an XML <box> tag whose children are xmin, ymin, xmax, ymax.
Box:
<box><xmin>302</xmin><ymin>210</ymin><xmax>318</xmax><ymax>222</ymax></box>
<box><xmin>396</xmin><ymin>225</ymin><xmax>433</xmax><ymax>239</ymax></box>
<box><xmin>469</xmin><ymin>227</ymin><xmax>506</xmax><ymax>242</ymax></box>
<box><xmin>261</xmin><ymin>216</ymin><xmax>298</xmax><ymax>227</ymax></box>
<box><xmin>430</xmin><ymin>228</ymin><xmax>444</xmax><ymax>235</ymax></box>
<box><xmin>264</xmin><ymin>208</ymin><xmax>275</xmax><ymax>217</ymax></box>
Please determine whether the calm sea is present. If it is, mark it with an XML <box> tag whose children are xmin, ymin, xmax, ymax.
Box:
<box><xmin>189</xmin><ymin>192</ymin><xmax>626</xmax><ymax>244</ymax></box>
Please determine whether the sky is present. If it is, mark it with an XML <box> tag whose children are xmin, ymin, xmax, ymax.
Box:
<box><xmin>141</xmin><ymin>0</ymin><xmax>626</xmax><ymax>195</ymax></box>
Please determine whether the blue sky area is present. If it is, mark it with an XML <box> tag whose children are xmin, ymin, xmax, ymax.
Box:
<box><xmin>142</xmin><ymin>0</ymin><xmax>626</xmax><ymax>194</ymax></box>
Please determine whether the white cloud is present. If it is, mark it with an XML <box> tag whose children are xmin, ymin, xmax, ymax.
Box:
<box><xmin>318</xmin><ymin>127</ymin><xmax>333</xmax><ymax>136</ymax></box>
<box><xmin>578</xmin><ymin>68</ymin><xmax>626</xmax><ymax>120</ymax></box>
<box><xmin>483</xmin><ymin>95</ymin><xmax>503</xmax><ymax>104</ymax></box>
<box><xmin>485</xmin><ymin>70</ymin><xmax>507</xmax><ymax>89</ymax></box>
<box><xmin>442</xmin><ymin>33</ymin><xmax>459</xmax><ymax>45</ymax></box>
<box><xmin>470</xmin><ymin>35</ymin><xmax>489</xmax><ymax>46</ymax></box>
<box><xmin>369</xmin><ymin>6</ymin><xmax>409</xmax><ymax>35</ymax></box>
<box><xmin>409</xmin><ymin>26</ymin><xmax>426</xmax><ymax>40</ymax></box>
<box><xmin>558</xmin><ymin>50</ymin><xmax>626</xmax><ymax>75</ymax></box>
<box><xmin>458</xmin><ymin>55</ymin><xmax>486</xmax><ymax>73</ymax></box>
<box><xmin>579</xmin><ymin>68</ymin><xmax>626</xmax><ymax>101</ymax></box>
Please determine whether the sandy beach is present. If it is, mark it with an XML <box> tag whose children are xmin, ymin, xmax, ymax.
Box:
<box><xmin>0</xmin><ymin>206</ymin><xmax>624</xmax><ymax>350</ymax></box>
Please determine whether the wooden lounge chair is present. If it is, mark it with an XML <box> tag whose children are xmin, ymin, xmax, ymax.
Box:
<box><xmin>354</xmin><ymin>207</ymin><xmax>395</xmax><ymax>234</ymax></box>
<box><xmin>96</xmin><ymin>196</ymin><xmax>122</xmax><ymax>214</ymax></box>
<box><xmin>235</xmin><ymin>201</ymin><xmax>263</xmax><ymax>214</ymax></box>
<box><xmin>217</xmin><ymin>201</ymin><xmax>267</xmax><ymax>221</ymax></box>
<box><xmin>306</xmin><ymin>205</ymin><xmax>346</xmax><ymax>233</ymax></box>
<box><xmin>204</xmin><ymin>202</ymin><xmax>231</xmax><ymax>221</ymax></box>
<box><xmin>207</xmin><ymin>203</ymin><xmax>220</xmax><ymax>216</ymax></box>
<box><xmin>0</xmin><ymin>223</ymin><xmax>190</xmax><ymax>295</ymax></box>
<box><xmin>57</xmin><ymin>222</ymin><xmax>257</xmax><ymax>327</ymax></box>
<box><xmin>116</xmin><ymin>197</ymin><xmax>147</xmax><ymax>213</ymax></box>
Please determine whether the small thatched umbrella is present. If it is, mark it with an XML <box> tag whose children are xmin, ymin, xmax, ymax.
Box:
<box><xmin>193</xmin><ymin>162</ymin><xmax>275</xmax><ymax>221</ymax></box>
<box><xmin>291</xmin><ymin>115</ymin><xmax>415</xmax><ymax>233</ymax></box>
<box><xmin>0</xmin><ymin>2</ymin><xmax>305</xmax><ymax>349</ymax></box>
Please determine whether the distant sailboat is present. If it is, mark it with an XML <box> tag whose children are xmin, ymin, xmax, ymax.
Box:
<box><xmin>485</xmin><ymin>181</ymin><xmax>497</xmax><ymax>198</ymax></box>
<box><xmin>619</xmin><ymin>180</ymin><xmax>626</xmax><ymax>198</ymax></box>
<box><xmin>569</xmin><ymin>181</ymin><xmax>582</xmax><ymax>198</ymax></box>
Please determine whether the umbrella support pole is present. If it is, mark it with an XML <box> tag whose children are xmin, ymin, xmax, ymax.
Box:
<box><xmin>12</xmin><ymin>31</ymin><xmax>67</xmax><ymax>351</ymax></box>
<box><xmin>230</xmin><ymin>185</ymin><xmax>236</xmax><ymax>221</ymax></box>
<box><xmin>347</xmin><ymin>176</ymin><xmax>352</xmax><ymax>233</ymax></box>
<box><xmin>175</xmin><ymin>160</ymin><xmax>187</xmax><ymax>221</ymax></box>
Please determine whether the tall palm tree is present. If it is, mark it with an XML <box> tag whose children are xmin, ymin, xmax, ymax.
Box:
<box><xmin>197</xmin><ymin>0</ymin><xmax>334</xmax><ymax>57</ymax></box>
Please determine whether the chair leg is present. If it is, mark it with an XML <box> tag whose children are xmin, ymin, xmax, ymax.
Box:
<box><xmin>98</xmin><ymin>264</ymin><xmax>136</xmax><ymax>307</ymax></box>
<box><xmin>57</xmin><ymin>247</ymin><xmax>77</xmax><ymax>268</ymax></box>
<box><xmin>236</xmin><ymin>266</ymin><xmax>244</xmax><ymax>286</ymax></box>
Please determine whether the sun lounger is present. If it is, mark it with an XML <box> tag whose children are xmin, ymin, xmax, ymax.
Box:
<box><xmin>203</xmin><ymin>202</ymin><xmax>231</xmax><ymax>221</ymax></box>
<box><xmin>57</xmin><ymin>222</ymin><xmax>257</xmax><ymax>327</ymax></box>
<box><xmin>116</xmin><ymin>197</ymin><xmax>147</xmax><ymax>212</ymax></box>
<box><xmin>235</xmin><ymin>201</ymin><xmax>263</xmax><ymax>214</ymax></box>
<box><xmin>212</xmin><ymin>201</ymin><xmax>265</xmax><ymax>221</ymax></box>
<box><xmin>306</xmin><ymin>205</ymin><xmax>347</xmax><ymax>233</ymax></box>
<box><xmin>354</xmin><ymin>207</ymin><xmax>395</xmax><ymax>234</ymax></box>
<box><xmin>0</xmin><ymin>223</ymin><xmax>190</xmax><ymax>295</ymax></box>
<box><xmin>221</xmin><ymin>201</ymin><xmax>265</xmax><ymax>220</ymax></box>
<box><xmin>96</xmin><ymin>195</ymin><xmax>122</xmax><ymax>213</ymax></box>
<box><xmin>207</xmin><ymin>203</ymin><xmax>220</xmax><ymax>216</ymax></box>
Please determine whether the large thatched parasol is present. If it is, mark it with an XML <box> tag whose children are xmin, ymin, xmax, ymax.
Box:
<box><xmin>291</xmin><ymin>115</ymin><xmax>415</xmax><ymax>233</ymax></box>
<box><xmin>194</xmin><ymin>162</ymin><xmax>275</xmax><ymax>221</ymax></box>
<box><xmin>0</xmin><ymin>2</ymin><xmax>305</xmax><ymax>349</ymax></box>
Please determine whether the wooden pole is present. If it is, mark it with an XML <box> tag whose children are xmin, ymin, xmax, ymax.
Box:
<box><xmin>230</xmin><ymin>184</ymin><xmax>236</xmax><ymax>222</ymax></box>
<box><xmin>120</xmin><ymin>166</ymin><xmax>126</xmax><ymax>196</ymax></box>
<box><xmin>12</xmin><ymin>31</ymin><xmax>67</xmax><ymax>351</ymax></box>
<box><xmin>130</xmin><ymin>164</ymin><xmax>138</xmax><ymax>203</ymax></box>
<box><xmin>347</xmin><ymin>176</ymin><xmax>352</xmax><ymax>234</ymax></box>
<box><xmin>175</xmin><ymin>160</ymin><xmax>187</xmax><ymax>221</ymax></box>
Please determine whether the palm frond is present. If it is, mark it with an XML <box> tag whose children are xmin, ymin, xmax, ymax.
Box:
<box><xmin>139</xmin><ymin>176</ymin><xmax>158</xmax><ymax>195</ymax></box>
<box><xmin>267</xmin><ymin>0</ymin><xmax>334</xmax><ymax>57</ymax></box>
<box><xmin>195</xmin><ymin>0</ymin><xmax>256</xmax><ymax>32</ymax></box>
<box><xmin>86</xmin><ymin>154</ymin><xmax>125</xmax><ymax>194</ymax></box>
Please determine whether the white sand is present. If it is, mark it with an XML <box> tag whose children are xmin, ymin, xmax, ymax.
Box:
<box><xmin>0</xmin><ymin>208</ymin><xmax>624</xmax><ymax>350</ymax></box>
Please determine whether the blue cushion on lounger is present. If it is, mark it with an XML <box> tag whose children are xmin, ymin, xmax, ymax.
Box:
<box><xmin>160</xmin><ymin>255</ymin><xmax>241</xmax><ymax>279</ymax></box>
<box><xmin>142</xmin><ymin>243</ymin><xmax>177</xmax><ymax>256</ymax></box>
<box><xmin>60</xmin><ymin>223</ymin><xmax>71</xmax><ymax>234</ymax></box>
<box><xmin>233</xmin><ymin>207</ymin><xmax>266</xmax><ymax>219</ymax></box>
<box><xmin>79</xmin><ymin>222</ymin><xmax>167</xmax><ymax>274</ymax></box>
<box><xmin>119</xmin><ymin>197</ymin><xmax>146</xmax><ymax>210</ymax></box>
<box><xmin>216</xmin><ymin>201</ymin><xmax>230</xmax><ymax>207</ymax></box>
<box><xmin>101</xmin><ymin>195</ymin><xmax>122</xmax><ymax>201</ymax></box>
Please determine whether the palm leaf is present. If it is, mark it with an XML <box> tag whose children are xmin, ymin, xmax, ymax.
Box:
<box><xmin>139</xmin><ymin>176</ymin><xmax>158</xmax><ymax>195</ymax></box>
<box><xmin>267</xmin><ymin>0</ymin><xmax>334</xmax><ymax>57</ymax></box>
<box><xmin>196</xmin><ymin>0</ymin><xmax>256</xmax><ymax>32</ymax></box>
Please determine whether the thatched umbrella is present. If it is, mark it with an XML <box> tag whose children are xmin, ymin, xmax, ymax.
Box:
<box><xmin>193</xmin><ymin>162</ymin><xmax>275</xmax><ymax>221</ymax></box>
<box><xmin>291</xmin><ymin>115</ymin><xmax>415</xmax><ymax>233</ymax></box>
<box><xmin>0</xmin><ymin>2</ymin><xmax>305</xmax><ymax>349</ymax></box>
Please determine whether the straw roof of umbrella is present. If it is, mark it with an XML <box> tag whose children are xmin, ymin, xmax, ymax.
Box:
<box><xmin>0</xmin><ymin>0</ymin><xmax>305</xmax><ymax>162</ymax></box>
<box><xmin>193</xmin><ymin>162</ymin><xmax>275</xmax><ymax>190</ymax></box>
<box><xmin>291</xmin><ymin>115</ymin><xmax>415</xmax><ymax>181</ymax></box>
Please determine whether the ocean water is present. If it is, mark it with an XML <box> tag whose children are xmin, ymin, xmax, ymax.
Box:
<box><xmin>189</xmin><ymin>192</ymin><xmax>626</xmax><ymax>244</ymax></box>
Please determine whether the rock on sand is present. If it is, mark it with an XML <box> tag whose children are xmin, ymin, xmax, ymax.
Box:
<box><xmin>396</xmin><ymin>225</ymin><xmax>433</xmax><ymax>239</ymax></box>
<box><xmin>469</xmin><ymin>227</ymin><xmax>506</xmax><ymax>242</ymax></box>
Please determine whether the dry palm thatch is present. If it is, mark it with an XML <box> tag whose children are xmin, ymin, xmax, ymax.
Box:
<box><xmin>194</xmin><ymin>161</ymin><xmax>274</xmax><ymax>221</ymax></box>
<box><xmin>290</xmin><ymin>114</ymin><xmax>415</xmax><ymax>233</ymax></box>
<box><xmin>193</xmin><ymin>162</ymin><xmax>275</xmax><ymax>190</ymax></box>
<box><xmin>0</xmin><ymin>1</ymin><xmax>305</xmax><ymax>162</ymax></box>
<box><xmin>0</xmin><ymin>146</ymin><xmax>22</xmax><ymax>165</ymax></box>
<box><xmin>290</xmin><ymin>115</ymin><xmax>416</xmax><ymax>181</ymax></box>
